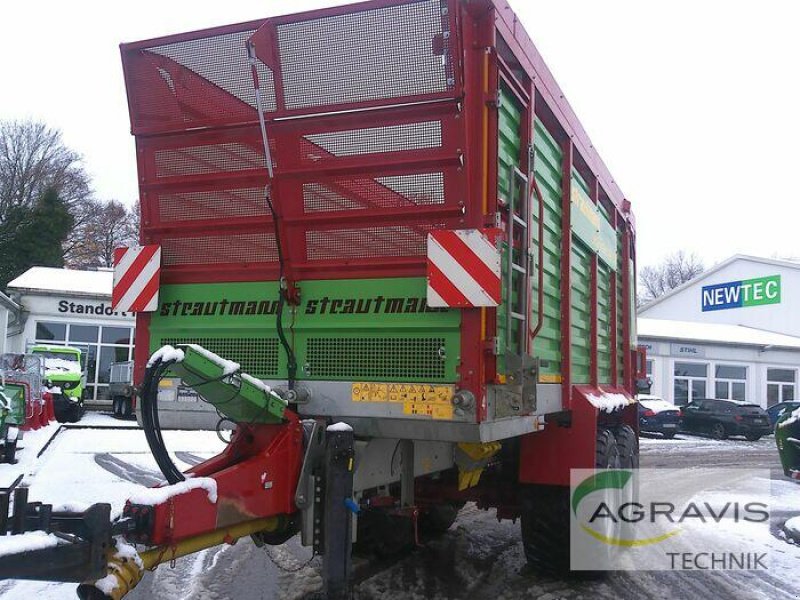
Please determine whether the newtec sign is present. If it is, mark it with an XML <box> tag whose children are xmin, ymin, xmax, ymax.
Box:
<box><xmin>701</xmin><ymin>275</ymin><xmax>781</xmax><ymax>312</ymax></box>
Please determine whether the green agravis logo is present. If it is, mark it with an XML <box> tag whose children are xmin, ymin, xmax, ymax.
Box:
<box><xmin>572</xmin><ymin>471</ymin><xmax>682</xmax><ymax>547</ymax></box>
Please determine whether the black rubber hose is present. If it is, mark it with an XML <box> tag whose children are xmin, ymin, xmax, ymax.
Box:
<box><xmin>140</xmin><ymin>358</ymin><xmax>185</xmax><ymax>484</ymax></box>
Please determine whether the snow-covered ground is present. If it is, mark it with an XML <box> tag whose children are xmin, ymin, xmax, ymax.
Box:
<box><xmin>0</xmin><ymin>418</ymin><xmax>796</xmax><ymax>599</ymax></box>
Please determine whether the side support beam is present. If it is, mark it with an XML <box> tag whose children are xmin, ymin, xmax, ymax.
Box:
<box><xmin>322</xmin><ymin>427</ymin><xmax>355</xmax><ymax>600</ymax></box>
<box><xmin>559</xmin><ymin>140</ymin><xmax>573</xmax><ymax>408</ymax></box>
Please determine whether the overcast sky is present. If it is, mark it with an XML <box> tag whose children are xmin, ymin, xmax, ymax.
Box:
<box><xmin>1</xmin><ymin>0</ymin><xmax>798</xmax><ymax>269</ymax></box>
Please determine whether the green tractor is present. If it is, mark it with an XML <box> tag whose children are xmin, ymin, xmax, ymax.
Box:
<box><xmin>0</xmin><ymin>383</ymin><xmax>25</xmax><ymax>463</ymax></box>
<box><xmin>776</xmin><ymin>406</ymin><xmax>800</xmax><ymax>481</ymax></box>
<box><xmin>30</xmin><ymin>345</ymin><xmax>86</xmax><ymax>423</ymax></box>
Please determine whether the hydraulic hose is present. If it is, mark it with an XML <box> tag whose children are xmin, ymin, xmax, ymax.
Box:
<box><xmin>139</xmin><ymin>357</ymin><xmax>185</xmax><ymax>485</ymax></box>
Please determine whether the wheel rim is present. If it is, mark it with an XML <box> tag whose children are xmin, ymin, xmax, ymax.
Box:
<box><xmin>712</xmin><ymin>424</ymin><xmax>725</xmax><ymax>439</ymax></box>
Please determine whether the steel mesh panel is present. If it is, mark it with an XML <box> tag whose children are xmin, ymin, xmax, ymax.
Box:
<box><xmin>277</xmin><ymin>0</ymin><xmax>454</xmax><ymax>110</ymax></box>
<box><xmin>154</xmin><ymin>143</ymin><xmax>264</xmax><ymax>178</ymax></box>
<box><xmin>158</xmin><ymin>187</ymin><xmax>269</xmax><ymax>222</ymax></box>
<box><xmin>161</xmin><ymin>233</ymin><xmax>277</xmax><ymax>265</ymax></box>
<box><xmin>306</xmin><ymin>224</ymin><xmax>438</xmax><ymax>260</ymax></box>
<box><xmin>303</xmin><ymin>173</ymin><xmax>445</xmax><ymax>213</ymax></box>
<box><xmin>306</xmin><ymin>337</ymin><xmax>446</xmax><ymax>379</ymax></box>
<box><xmin>160</xmin><ymin>337</ymin><xmax>279</xmax><ymax>378</ymax></box>
<box><xmin>303</xmin><ymin>122</ymin><xmax>442</xmax><ymax>158</ymax></box>
<box><xmin>147</xmin><ymin>29</ymin><xmax>276</xmax><ymax>112</ymax></box>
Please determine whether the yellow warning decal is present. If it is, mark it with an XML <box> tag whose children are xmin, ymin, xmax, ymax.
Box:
<box><xmin>352</xmin><ymin>383</ymin><xmax>455</xmax><ymax>420</ymax></box>
<box><xmin>539</xmin><ymin>373</ymin><xmax>563</xmax><ymax>384</ymax></box>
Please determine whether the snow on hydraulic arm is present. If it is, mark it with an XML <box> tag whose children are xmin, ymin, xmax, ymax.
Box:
<box><xmin>0</xmin><ymin>344</ymin><xmax>348</xmax><ymax>599</ymax></box>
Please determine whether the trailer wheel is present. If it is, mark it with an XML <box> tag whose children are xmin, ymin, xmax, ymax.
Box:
<box><xmin>614</xmin><ymin>424</ymin><xmax>639</xmax><ymax>469</ymax></box>
<box><xmin>520</xmin><ymin>428</ymin><xmax>620</xmax><ymax>577</ymax></box>
<box><xmin>419</xmin><ymin>502</ymin><xmax>463</xmax><ymax>537</ymax></box>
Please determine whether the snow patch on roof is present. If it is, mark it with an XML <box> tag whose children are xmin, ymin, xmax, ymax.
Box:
<box><xmin>327</xmin><ymin>422</ymin><xmax>353</xmax><ymax>433</ymax></box>
<box><xmin>638</xmin><ymin>317</ymin><xmax>800</xmax><ymax>350</ymax></box>
<box><xmin>639</xmin><ymin>398</ymin><xmax>679</xmax><ymax>414</ymax></box>
<box><xmin>44</xmin><ymin>357</ymin><xmax>81</xmax><ymax>375</ymax></box>
<box><xmin>7</xmin><ymin>267</ymin><xmax>113</xmax><ymax>297</ymax></box>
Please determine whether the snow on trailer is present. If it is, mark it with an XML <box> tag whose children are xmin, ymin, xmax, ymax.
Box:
<box><xmin>0</xmin><ymin>1</ymin><xmax>645</xmax><ymax>598</ymax></box>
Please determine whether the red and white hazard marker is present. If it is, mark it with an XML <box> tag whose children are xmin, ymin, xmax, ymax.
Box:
<box><xmin>427</xmin><ymin>229</ymin><xmax>501</xmax><ymax>308</ymax></box>
<box><xmin>112</xmin><ymin>245</ymin><xmax>161</xmax><ymax>313</ymax></box>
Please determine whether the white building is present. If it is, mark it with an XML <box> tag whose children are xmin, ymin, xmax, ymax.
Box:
<box><xmin>0</xmin><ymin>290</ymin><xmax>20</xmax><ymax>355</ymax></box>
<box><xmin>5</xmin><ymin>267</ymin><xmax>135</xmax><ymax>405</ymax></box>
<box><xmin>638</xmin><ymin>255</ymin><xmax>800</xmax><ymax>409</ymax></box>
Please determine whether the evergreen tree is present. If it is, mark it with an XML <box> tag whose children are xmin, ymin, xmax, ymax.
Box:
<box><xmin>0</xmin><ymin>187</ymin><xmax>73</xmax><ymax>287</ymax></box>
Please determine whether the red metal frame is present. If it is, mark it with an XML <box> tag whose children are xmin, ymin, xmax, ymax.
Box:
<box><xmin>622</xmin><ymin>225</ymin><xmax>633</xmax><ymax>394</ymax></box>
<box><xmin>559</xmin><ymin>140</ymin><xmax>573</xmax><ymax>408</ymax></box>
<box><xmin>126</xmin><ymin>417</ymin><xmax>303</xmax><ymax>546</ymax></box>
<box><xmin>124</xmin><ymin>0</ymin><xmax>638</xmax><ymax>430</ymax></box>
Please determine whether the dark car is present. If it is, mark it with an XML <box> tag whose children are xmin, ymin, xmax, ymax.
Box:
<box><xmin>681</xmin><ymin>398</ymin><xmax>772</xmax><ymax>441</ymax></box>
<box><xmin>638</xmin><ymin>396</ymin><xmax>681</xmax><ymax>438</ymax></box>
<box><xmin>766</xmin><ymin>401</ymin><xmax>800</xmax><ymax>428</ymax></box>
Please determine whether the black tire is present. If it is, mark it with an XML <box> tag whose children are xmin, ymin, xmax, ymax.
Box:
<box><xmin>112</xmin><ymin>397</ymin><xmax>122</xmax><ymax>418</ymax></box>
<box><xmin>744</xmin><ymin>433</ymin><xmax>762</xmax><ymax>442</ymax></box>
<box><xmin>662</xmin><ymin>431</ymin><xmax>676</xmax><ymax>440</ymax></box>
<box><xmin>419</xmin><ymin>502</ymin><xmax>462</xmax><ymax>537</ymax></box>
<box><xmin>67</xmin><ymin>402</ymin><xmax>84</xmax><ymax>424</ymax></box>
<box><xmin>711</xmin><ymin>422</ymin><xmax>728</xmax><ymax>440</ymax></box>
<box><xmin>520</xmin><ymin>428</ymin><xmax>620</xmax><ymax>577</ymax></box>
<box><xmin>3</xmin><ymin>440</ymin><xmax>16</xmax><ymax>464</ymax></box>
<box><xmin>614</xmin><ymin>424</ymin><xmax>639</xmax><ymax>469</ymax></box>
<box><xmin>122</xmin><ymin>398</ymin><xmax>133</xmax><ymax>418</ymax></box>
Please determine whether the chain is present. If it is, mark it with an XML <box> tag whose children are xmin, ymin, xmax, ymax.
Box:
<box><xmin>262</xmin><ymin>545</ymin><xmax>317</xmax><ymax>573</ymax></box>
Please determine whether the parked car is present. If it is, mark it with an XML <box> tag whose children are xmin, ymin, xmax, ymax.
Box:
<box><xmin>681</xmin><ymin>398</ymin><xmax>771</xmax><ymax>441</ymax></box>
<box><xmin>638</xmin><ymin>395</ymin><xmax>681</xmax><ymax>438</ymax></box>
<box><xmin>766</xmin><ymin>401</ymin><xmax>800</xmax><ymax>428</ymax></box>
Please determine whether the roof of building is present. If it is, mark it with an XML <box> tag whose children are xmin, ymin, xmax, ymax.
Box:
<box><xmin>0</xmin><ymin>289</ymin><xmax>19</xmax><ymax>311</ymax></box>
<box><xmin>638</xmin><ymin>255</ymin><xmax>800</xmax><ymax>314</ymax></box>
<box><xmin>6</xmin><ymin>267</ymin><xmax>113</xmax><ymax>298</ymax></box>
<box><xmin>638</xmin><ymin>317</ymin><xmax>800</xmax><ymax>350</ymax></box>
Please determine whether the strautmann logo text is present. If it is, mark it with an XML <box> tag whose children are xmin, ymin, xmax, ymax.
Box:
<box><xmin>570</xmin><ymin>468</ymin><xmax>771</xmax><ymax>570</ymax></box>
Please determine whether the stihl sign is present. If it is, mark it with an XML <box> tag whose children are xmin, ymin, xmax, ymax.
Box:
<box><xmin>112</xmin><ymin>245</ymin><xmax>162</xmax><ymax>313</ymax></box>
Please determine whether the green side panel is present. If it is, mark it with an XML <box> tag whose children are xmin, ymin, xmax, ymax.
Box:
<box><xmin>1</xmin><ymin>385</ymin><xmax>26</xmax><ymax>426</ymax></box>
<box><xmin>570</xmin><ymin>239</ymin><xmax>592</xmax><ymax>384</ymax></box>
<box><xmin>496</xmin><ymin>84</ymin><xmax>524</xmax><ymax>371</ymax></box>
<box><xmin>597</xmin><ymin>261</ymin><xmax>612</xmax><ymax>383</ymax></box>
<box><xmin>149</xmin><ymin>278</ymin><xmax>460</xmax><ymax>383</ymax></box>
<box><xmin>570</xmin><ymin>171</ymin><xmax>617</xmax><ymax>267</ymax></box>
<box><xmin>532</xmin><ymin>119</ymin><xmax>563</xmax><ymax>377</ymax></box>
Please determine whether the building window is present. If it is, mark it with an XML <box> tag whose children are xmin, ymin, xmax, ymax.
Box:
<box><xmin>35</xmin><ymin>321</ymin><xmax>66</xmax><ymax>342</ymax></box>
<box><xmin>767</xmin><ymin>368</ymin><xmax>796</xmax><ymax>407</ymax></box>
<box><xmin>34</xmin><ymin>322</ymin><xmax>134</xmax><ymax>404</ymax></box>
<box><xmin>714</xmin><ymin>364</ymin><xmax>747</xmax><ymax>401</ymax></box>
<box><xmin>674</xmin><ymin>362</ymin><xmax>708</xmax><ymax>406</ymax></box>
<box><xmin>646</xmin><ymin>360</ymin><xmax>654</xmax><ymax>376</ymax></box>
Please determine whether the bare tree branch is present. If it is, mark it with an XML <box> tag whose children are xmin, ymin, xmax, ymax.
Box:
<box><xmin>639</xmin><ymin>251</ymin><xmax>705</xmax><ymax>304</ymax></box>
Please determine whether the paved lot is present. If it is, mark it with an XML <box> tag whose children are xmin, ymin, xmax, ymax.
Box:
<box><xmin>0</xmin><ymin>419</ymin><xmax>797</xmax><ymax>600</ymax></box>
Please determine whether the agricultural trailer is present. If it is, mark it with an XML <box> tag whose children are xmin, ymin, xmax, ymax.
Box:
<box><xmin>0</xmin><ymin>0</ymin><xmax>646</xmax><ymax>597</ymax></box>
